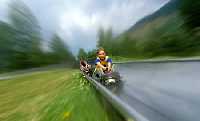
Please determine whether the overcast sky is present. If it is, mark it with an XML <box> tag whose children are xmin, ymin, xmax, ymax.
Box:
<box><xmin>0</xmin><ymin>0</ymin><xmax>169</xmax><ymax>54</ymax></box>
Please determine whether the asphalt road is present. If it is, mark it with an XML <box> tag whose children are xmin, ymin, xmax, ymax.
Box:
<box><xmin>110</xmin><ymin>61</ymin><xmax>200</xmax><ymax>121</ymax></box>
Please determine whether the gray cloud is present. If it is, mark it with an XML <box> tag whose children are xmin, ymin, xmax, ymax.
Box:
<box><xmin>0</xmin><ymin>0</ymin><xmax>169</xmax><ymax>54</ymax></box>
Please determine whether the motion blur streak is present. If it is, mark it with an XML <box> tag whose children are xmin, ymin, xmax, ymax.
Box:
<box><xmin>0</xmin><ymin>1</ymin><xmax>76</xmax><ymax>72</ymax></box>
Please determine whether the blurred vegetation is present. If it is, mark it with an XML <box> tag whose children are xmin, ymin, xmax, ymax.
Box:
<box><xmin>78</xmin><ymin>0</ymin><xmax>200</xmax><ymax>61</ymax></box>
<box><xmin>77</xmin><ymin>48</ymin><xmax>96</xmax><ymax>62</ymax></box>
<box><xmin>0</xmin><ymin>69</ymin><xmax>124</xmax><ymax>121</ymax></box>
<box><xmin>0</xmin><ymin>1</ymin><xmax>75</xmax><ymax>72</ymax></box>
<box><xmin>180</xmin><ymin>0</ymin><xmax>200</xmax><ymax>30</ymax></box>
<box><xmin>1</xmin><ymin>0</ymin><xmax>200</xmax><ymax>72</ymax></box>
<box><xmin>47</xmin><ymin>34</ymin><xmax>75</xmax><ymax>64</ymax></box>
<box><xmin>77</xmin><ymin>48</ymin><xmax>88</xmax><ymax>60</ymax></box>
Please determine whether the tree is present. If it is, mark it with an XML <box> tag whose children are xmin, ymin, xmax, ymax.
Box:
<box><xmin>0</xmin><ymin>21</ymin><xmax>16</xmax><ymax>70</ymax></box>
<box><xmin>118</xmin><ymin>34</ymin><xmax>138</xmax><ymax>57</ymax></box>
<box><xmin>8</xmin><ymin>0</ymin><xmax>43</xmax><ymax>68</ymax></box>
<box><xmin>87</xmin><ymin>49</ymin><xmax>97</xmax><ymax>60</ymax></box>
<box><xmin>77</xmin><ymin>48</ymin><xmax>87</xmax><ymax>60</ymax></box>
<box><xmin>97</xmin><ymin>27</ymin><xmax>114</xmax><ymax>55</ymax></box>
<box><xmin>97</xmin><ymin>27</ymin><xmax>105</xmax><ymax>48</ymax></box>
<box><xmin>180</xmin><ymin>0</ymin><xmax>200</xmax><ymax>30</ymax></box>
<box><xmin>49</xmin><ymin>34</ymin><xmax>75</xmax><ymax>63</ymax></box>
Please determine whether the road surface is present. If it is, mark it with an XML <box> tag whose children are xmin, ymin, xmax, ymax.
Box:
<box><xmin>110</xmin><ymin>61</ymin><xmax>200</xmax><ymax>121</ymax></box>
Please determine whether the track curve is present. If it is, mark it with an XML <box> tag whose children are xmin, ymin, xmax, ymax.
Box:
<box><xmin>112</xmin><ymin>61</ymin><xmax>200</xmax><ymax>121</ymax></box>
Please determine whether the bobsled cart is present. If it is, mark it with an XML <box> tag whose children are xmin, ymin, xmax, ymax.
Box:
<box><xmin>80</xmin><ymin>60</ymin><xmax>121</xmax><ymax>86</ymax></box>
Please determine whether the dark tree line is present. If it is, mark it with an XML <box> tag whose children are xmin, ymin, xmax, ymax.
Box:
<box><xmin>77</xmin><ymin>0</ymin><xmax>200</xmax><ymax>60</ymax></box>
<box><xmin>180</xmin><ymin>0</ymin><xmax>200</xmax><ymax>30</ymax></box>
<box><xmin>0</xmin><ymin>1</ymin><xmax>75</xmax><ymax>72</ymax></box>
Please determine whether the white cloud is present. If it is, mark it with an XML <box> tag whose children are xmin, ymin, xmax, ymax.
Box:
<box><xmin>0</xmin><ymin>0</ymin><xmax>169</xmax><ymax>54</ymax></box>
<box><xmin>0</xmin><ymin>0</ymin><xmax>9</xmax><ymax>5</ymax></box>
<box><xmin>60</xmin><ymin>9</ymin><xmax>97</xmax><ymax>32</ymax></box>
<box><xmin>0</xmin><ymin>0</ymin><xmax>9</xmax><ymax>21</ymax></box>
<box><xmin>56</xmin><ymin>0</ymin><xmax>168</xmax><ymax>54</ymax></box>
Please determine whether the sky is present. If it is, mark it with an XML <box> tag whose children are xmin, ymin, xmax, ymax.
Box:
<box><xmin>0</xmin><ymin>0</ymin><xmax>169</xmax><ymax>54</ymax></box>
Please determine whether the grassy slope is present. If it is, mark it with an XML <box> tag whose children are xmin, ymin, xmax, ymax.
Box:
<box><xmin>112</xmin><ymin>11</ymin><xmax>200</xmax><ymax>62</ymax></box>
<box><xmin>113</xmin><ymin>0</ymin><xmax>199</xmax><ymax>60</ymax></box>
<box><xmin>128</xmin><ymin>12</ymin><xmax>182</xmax><ymax>40</ymax></box>
<box><xmin>0</xmin><ymin>68</ymin><xmax>123</xmax><ymax>121</ymax></box>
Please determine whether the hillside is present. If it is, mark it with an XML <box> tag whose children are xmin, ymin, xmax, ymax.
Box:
<box><xmin>119</xmin><ymin>0</ymin><xmax>184</xmax><ymax>42</ymax></box>
<box><xmin>128</xmin><ymin>0</ymin><xmax>181</xmax><ymax>33</ymax></box>
<box><xmin>94</xmin><ymin>0</ymin><xmax>199</xmax><ymax>58</ymax></box>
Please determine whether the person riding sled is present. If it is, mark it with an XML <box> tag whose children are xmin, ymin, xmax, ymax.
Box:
<box><xmin>95</xmin><ymin>48</ymin><xmax>112</xmax><ymax>75</ymax></box>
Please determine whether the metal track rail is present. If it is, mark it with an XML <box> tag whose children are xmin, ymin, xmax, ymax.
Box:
<box><xmin>85</xmin><ymin>75</ymin><xmax>147</xmax><ymax>121</ymax></box>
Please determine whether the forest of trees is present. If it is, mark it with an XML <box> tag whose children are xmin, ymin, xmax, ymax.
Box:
<box><xmin>1</xmin><ymin>0</ymin><xmax>200</xmax><ymax>72</ymax></box>
<box><xmin>78</xmin><ymin>0</ymin><xmax>200</xmax><ymax>60</ymax></box>
<box><xmin>0</xmin><ymin>1</ymin><xmax>75</xmax><ymax>72</ymax></box>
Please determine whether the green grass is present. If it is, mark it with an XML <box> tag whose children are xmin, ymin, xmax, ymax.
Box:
<box><xmin>0</xmin><ymin>68</ymin><xmax>124</xmax><ymax>121</ymax></box>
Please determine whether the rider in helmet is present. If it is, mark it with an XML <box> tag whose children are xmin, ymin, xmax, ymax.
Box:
<box><xmin>95</xmin><ymin>48</ymin><xmax>112</xmax><ymax>73</ymax></box>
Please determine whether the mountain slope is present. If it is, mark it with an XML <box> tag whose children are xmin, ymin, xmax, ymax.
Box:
<box><xmin>117</xmin><ymin>0</ymin><xmax>185</xmax><ymax>43</ymax></box>
<box><xmin>128</xmin><ymin>0</ymin><xmax>181</xmax><ymax>33</ymax></box>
